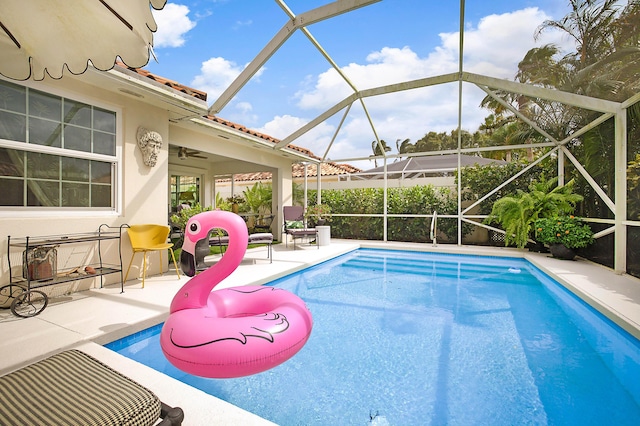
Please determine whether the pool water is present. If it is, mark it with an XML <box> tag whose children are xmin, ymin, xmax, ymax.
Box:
<box><xmin>106</xmin><ymin>249</ymin><xmax>640</xmax><ymax>425</ymax></box>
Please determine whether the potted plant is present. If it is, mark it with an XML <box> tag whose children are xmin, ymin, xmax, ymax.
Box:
<box><xmin>484</xmin><ymin>177</ymin><xmax>583</xmax><ymax>249</ymax></box>
<box><xmin>534</xmin><ymin>216</ymin><xmax>594</xmax><ymax>260</ymax></box>
<box><xmin>304</xmin><ymin>204</ymin><xmax>332</xmax><ymax>227</ymax></box>
<box><xmin>226</xmin><ymin>195</ymin><xmax>245</xmax><ymax>214</ymax></box>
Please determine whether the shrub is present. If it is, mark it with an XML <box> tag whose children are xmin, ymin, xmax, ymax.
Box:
<box><xmin>535</xmin><ymin>216</ymin><xmax>594</xmax><ymax>249</ymax></box>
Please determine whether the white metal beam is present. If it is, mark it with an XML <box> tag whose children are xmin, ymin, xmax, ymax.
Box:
<box><xmin>462</xmin><ymin>72</ymin><xmax>620</xmax><ymax>113</ymax></box>
<box><xmin>479</xmin><ymin>85</ymin><xmax>559</xmax><ymax>144</ymax></box>
<box><xmin>274</xmin><ymin>73</ymin><xmax>460</xmax><ymax>149</ymax></box>
<box><xmin>322</xmin><ymin>103</ymin><xmax>351</xmax><ymax>161</ymax></box>
<box><xmin>561</xmin><ymin>146</ymin><xmax>616</xmax><ymax>212</ymax></box>
<box><xmin>275</xmin><ymin>92</ymin><xmax>359</xmax><ymax>148</ymax></box>
<box><xmin>208</xmin><ymin>0</ymin><xmax>380</xmax><ymax>115</ymax></box>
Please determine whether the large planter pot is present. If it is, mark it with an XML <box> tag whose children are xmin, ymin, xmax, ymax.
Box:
<box><xmin>316</xmin><ymin>225</ymin><xmax>331</xmax><ymax>246</ymax></box>
<box><xmin>549</xmin><ymin>244</ymin><xmax>576</xmax><ymax>260</ymax></box>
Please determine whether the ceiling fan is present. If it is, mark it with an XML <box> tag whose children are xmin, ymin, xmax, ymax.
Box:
<box><xmin>177</xmin><ymin>147</ymin><xmax>207</xmax><ymax>160</ymax></box>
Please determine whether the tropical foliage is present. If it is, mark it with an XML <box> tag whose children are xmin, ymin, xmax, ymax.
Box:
<box><xmin>369</xmin><ymin>139</ymin><xmax>392</xmax><ymax>166</ymax></box>
<box><xmin>242</xmin><ymin>182</ymin><xmax>272</xmax><ymax>216</ymax></box>
<box><xmin>481</xmin><ymin>0</ymin><xmax>640</xmax><ymax>219</ymax></box>
<box><xmin>628</xmin><ymin>154</ymin><xmax>640</xmax><ymax>219</ymax></box>
<box><xmin>457</xmin><ymin>162</ymin><xmax>549</xmax><ymax>215</ymax></box>
<box><xmin>484</xmin><ymin>177</ymin><xmax>584</xmax><ymax>248</ymax></box>
<box><xmin>226</xmin><ymin>195</ymin><xmax>245</xmax><ymax>205</ymax></box>
<box><xmin>169</xmin><ymin>202</ymin><xmax>214</xmax><ymax>247</ymax></box>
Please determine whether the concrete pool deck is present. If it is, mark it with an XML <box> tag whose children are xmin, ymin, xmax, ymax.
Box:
<box><xmin>1</xmin><ymin>239</ymin><xmax>639</xmax><ymax>425</ymax></box>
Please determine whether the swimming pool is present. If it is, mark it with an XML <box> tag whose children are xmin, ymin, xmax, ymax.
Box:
<box><xmin>106</xmin><ymin>249</ymin><xmax>640</xmax><ymax>425</ymax></box>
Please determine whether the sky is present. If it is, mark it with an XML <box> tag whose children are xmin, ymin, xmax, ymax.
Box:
<box><xmin>146</xmin><ymin>0</ymin><xmax>575</xmax><ymax>168</ymax></box>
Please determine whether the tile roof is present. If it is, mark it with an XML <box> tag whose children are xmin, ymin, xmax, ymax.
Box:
<box><xmin>117</xmin><ymin>62</ymin><xmax>208</xmax><ymax>101</ymax></box>
<box><xmin>218</xmin><ymin>162</ymin><xmax>361</xmax><ymax>183</ymax></box>
<box><xmin>117</xmin><ymin>64</ymin><xmax>362</xmax><ymax>177</ymax></box>
<box><xmin>292</xmin><ymin>162</ymin><xmax>362</xmax><ymax>178</ymax></box>
<box><xmin>204</xmin><ymin>115</ymin><xmax>279</xmax><ymax>144</ymax></box>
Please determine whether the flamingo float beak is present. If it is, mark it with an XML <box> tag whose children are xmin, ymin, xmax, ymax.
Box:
<box><xmin>180</xmin><ymin>249</ymin><xmax>197</xmax><ymax>277</ymax></box>
<box><xmin>180</xmin><ymin>235</ymin><xmax>199</xmax><ymax>277</ymax></box>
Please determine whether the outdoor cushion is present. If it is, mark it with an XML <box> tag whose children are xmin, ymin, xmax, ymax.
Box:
<box><xmin>0</xmin><ymin>349</ymin><xmax>183</xmax><ymax>426</ymax></box>
<box><xmin>285</xmin><ymin>220</ymin><xmax>304</xmax><ymax>229</ymax></box>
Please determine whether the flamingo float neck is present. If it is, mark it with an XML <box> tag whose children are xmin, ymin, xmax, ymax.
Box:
<box><xmin>170</xmin><ymin>210</ymin><xmax>248</xmax><ymax>313</ymax></box>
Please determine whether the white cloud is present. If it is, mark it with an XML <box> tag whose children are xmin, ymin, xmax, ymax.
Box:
<box><xmin>258</xmin><ymin>115</ymin><xmax>308</xmax><ymax>139</ymax></box>
<box><xmin>186</xmin><ymin>6</ymin><xmax>573</xmax><ymax>164</ymax></box>
<box><xmin>257</xmin><ymin>115</ymin><xmax>335</xmax><ymax>156</ymax></box>
<box><xmin>452</xmin><ymin>7</ymin><xmax>573</xmax><ymax>75</ymax></box>
<box><xmin>191</xmin><ymin>59</ymin><xmax>266</xmax><ymax>103</ymax></box>
<box><xmin>281</xmin><ymin>7</ymin><xmax>573</xmax><ymax>162</ymax></box>
<box><xmin>191</xmin><ymin>57</ymin><xmax>244</xmax><ymax>100</ymax></box>
<box><xmin>152</xmin><ymin>3</ymin><xmax>196</xmax><ymax>48</ymax></box>
<box><xmin>233</xmin><ymin>20</ymin><xmax>253</xmax><ymax>30</ymax></box>
<box><xmin>235</xmin><ymin>102</ymin><xmax>253</xmax><ymax>113</ymax></box>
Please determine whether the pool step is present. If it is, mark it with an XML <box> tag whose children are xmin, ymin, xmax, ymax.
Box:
<box><xmin>341</xmin><ymin>256</ymin><xmax>532</xmax><ymax>284</ymax></box>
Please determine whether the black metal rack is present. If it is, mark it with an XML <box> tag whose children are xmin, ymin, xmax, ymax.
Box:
<box><xmin>2</xmin><ymin>224</ymin><xmax>126</xmax><ymax>317</ymax></box>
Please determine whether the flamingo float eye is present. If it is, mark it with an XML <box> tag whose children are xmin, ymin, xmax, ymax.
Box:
<box><xmin>188</xmin><ymin>219</ymin><xmax>202</xmax><ymax>236</ymax></box>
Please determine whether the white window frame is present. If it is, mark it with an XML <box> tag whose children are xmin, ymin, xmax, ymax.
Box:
<box><xmin>0</xmin><ymin>78</ymin><xmax>123</xmax><ymax>218</ymax></box>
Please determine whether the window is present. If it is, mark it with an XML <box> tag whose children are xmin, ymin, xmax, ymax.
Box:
<box><xmin>0</xmin><ymin>80</ymin><xmax>117</xmax><ymax>209</ymax></box>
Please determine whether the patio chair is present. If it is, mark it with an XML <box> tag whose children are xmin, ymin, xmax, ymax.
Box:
<box><xmin>0</xmin><ymin>349</ymin><xmax>184</xmax><ymax>425</ymax></box>
<box><xmin>283</xmin><ymin>206</ymin><xmax>318</xmax><ymax>250</ymax></box>
<box><xmin>252</xmin><ymin>214</ymin><xmax>274</xmax><ymax>233</ymax></box>
<box><xmin>124</xmin><ymin>224</ymin><xmax>180</xmax><ymax>288</ymax></box>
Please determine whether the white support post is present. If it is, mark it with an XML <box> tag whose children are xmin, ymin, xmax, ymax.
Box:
<box><xmin>316</xmin><ymin>163</ymin><xmax>321</xmax><ymax>205</ymax></box>
<box><xmin>614</xmin><ymin>109</ymin><xmax>627</xmax><ymax>273</ymax></box>
<box><xmin>303</xmin><ymin>163</ymin><xmax>308</xmax><ymax>209</ymax></box>
<box><xmin>383</xmin><ymin>159</ymin><xmax>388</xmax><ymax>242</ymax></box>
<box><xmin>557</xmin><ymin>149</ymin><xmax>565</xmax><ymax>186</ymax></box>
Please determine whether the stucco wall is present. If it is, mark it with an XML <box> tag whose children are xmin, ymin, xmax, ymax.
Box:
<box><xmin>0</xmin><ymin>74</ymin><xmax>171</xmax><ymax>290</ymax></box>
<box><xmin>0</xmin><ymin>70</ymin><xmax>301</xmax><ymax>296</ymax></box>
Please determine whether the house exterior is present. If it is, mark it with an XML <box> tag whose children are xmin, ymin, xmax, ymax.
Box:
<box><xmin>0</xmin><ymin>64</ymin><xmax>316</xmax><ymax>288</ymax></box>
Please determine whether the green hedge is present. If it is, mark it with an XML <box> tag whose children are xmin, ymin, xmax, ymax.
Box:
<box><xmin>308</xmin><ymin>185</ymin><xmax>460</xmax><ymax>242</ymax></box>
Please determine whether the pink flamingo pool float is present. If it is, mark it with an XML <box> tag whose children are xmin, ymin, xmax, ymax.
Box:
<box><xmin>160</xmin><ymin>210</ymin><xmax>313</xmax><ymax>378</ymax></box>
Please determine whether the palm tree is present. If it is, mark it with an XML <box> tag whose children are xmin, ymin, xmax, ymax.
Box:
<box><xmin>369</xmin><ymin>139</ymin><xmax>391</xmax><ymax>167</ymax></box>
<box><xmin>534</xmin><ymin>0</ymin><xmax>640</xmax><ymax>101</ymax></box>
<box><xmin>395</xmin><ymin>138</ymin><xmax>414</xmax><ymax>160</ymax></box>
<box><xmin>535</xmin><ymin>0</ymin><xmax>621</xmax><ymax>68</ymax></box>
<box><xmin>533</xmin><ymin>0</ymin><xmax>640</xmax><ymax>218</ymax></box>
<box><xmin>480</xmin><ymin>0</ymin><xmax>640</xmax><ymax>220</ymax></box>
